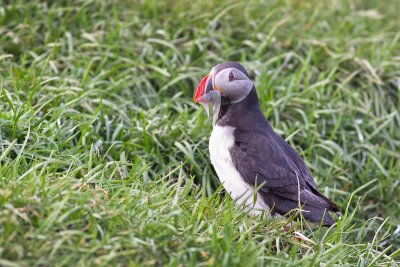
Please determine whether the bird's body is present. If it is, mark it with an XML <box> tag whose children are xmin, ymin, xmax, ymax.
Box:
<box><xmin>195</xmin><ymin>62</ymin><xmax>339</xmax><ymax>226</ymax></box>
<box><xmin>209</xmin><ymin>124</ymin><xmax>269</xmax><ymax>215</ymax></box>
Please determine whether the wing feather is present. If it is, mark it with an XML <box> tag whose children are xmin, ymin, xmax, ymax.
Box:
<box><xmin>230</xmin><ymin>129</ymin><xmax>339</xmax><ymax>224</ymax></box>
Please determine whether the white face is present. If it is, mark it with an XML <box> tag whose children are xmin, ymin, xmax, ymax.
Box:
<box><xmin>213</xmin><ymin>67</ymin><xmax>253</xmax><ymax>103</ymax></box>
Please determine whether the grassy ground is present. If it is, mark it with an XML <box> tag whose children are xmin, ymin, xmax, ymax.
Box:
<box><xmin>0</xmin><ymin>0</ymin><xmax>399</xmax><ymax>266</ymax></box>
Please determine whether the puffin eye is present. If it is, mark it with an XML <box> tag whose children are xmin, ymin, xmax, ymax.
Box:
<box><xmin>228</xmin><ymin>71</ymin><xmax>235</xmax><ymax>81</ymax></box>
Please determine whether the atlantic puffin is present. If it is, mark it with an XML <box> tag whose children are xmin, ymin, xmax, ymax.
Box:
<box><xmin>194</xmin><ymin>62</ymin><xmax>339</xmax><ymax>226</ymax></box>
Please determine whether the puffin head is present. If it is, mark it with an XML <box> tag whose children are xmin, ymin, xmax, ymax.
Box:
<box><xmin>194</xmin><ymin>62</ymin><xmax>254</xmax><ymax>124</ymax></box>
<box><xmin>194</xmin><ymin>62</ymin><xmax>253</xmax><ymax>105</ymax></box>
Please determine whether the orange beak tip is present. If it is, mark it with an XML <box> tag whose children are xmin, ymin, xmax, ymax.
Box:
<box><xmin>194</xmin><ymin>74</ymin><xmax>210</xmax><ymax>103</ymax></box>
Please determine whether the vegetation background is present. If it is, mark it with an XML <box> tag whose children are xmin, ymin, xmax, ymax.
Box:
<box><xmin>0</xmin><ymin>0</ymin><xmax>399</xmax><ymax>266</ymax></box>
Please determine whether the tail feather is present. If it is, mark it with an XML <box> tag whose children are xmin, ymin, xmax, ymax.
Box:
<box><xmin>307</xmin><ymin>184</ymin><xmax>340</xmax><ymax>212</ymax></box>
<box><xmin>261</xmin><ymin>192</ymin><xmax>337</xmax><ymax>226</ymax></box>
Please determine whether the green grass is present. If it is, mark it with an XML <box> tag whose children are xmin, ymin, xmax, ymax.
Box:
<box><xmin>0</xmin><ymin>0</ymin><xmax>399</xmax><ymax>266</ymax></box>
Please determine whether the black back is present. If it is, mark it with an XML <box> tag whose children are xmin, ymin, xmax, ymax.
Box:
<box><xmin>218</xmin><ymin>86</ymin><xmax>339</xmax><ymax>226</ymax></box>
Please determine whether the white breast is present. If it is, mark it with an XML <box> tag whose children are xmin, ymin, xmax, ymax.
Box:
<box><xmin>209</xmin><ymin>125</ymin><xmax>269</xmax><ymax>216</ymax></box>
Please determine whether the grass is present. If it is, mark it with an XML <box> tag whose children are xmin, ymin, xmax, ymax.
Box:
<box><xmin>0</xmin><ymin>0</ymin><xmax>399</xmax><ymax>266</ymax></box>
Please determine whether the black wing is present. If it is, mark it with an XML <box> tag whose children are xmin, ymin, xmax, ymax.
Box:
<box><xmin>230</xmin><ymin>128</ymin><xmax>339</xmax><ymax>226</ymax></box>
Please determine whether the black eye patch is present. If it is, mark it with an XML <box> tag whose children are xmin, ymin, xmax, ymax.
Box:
<box><xmin>229</xmin><ymin>71</ymin><xmax>235</xmax><ymax>81</ymax></box>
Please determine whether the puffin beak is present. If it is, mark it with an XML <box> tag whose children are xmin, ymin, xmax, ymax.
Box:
<box><xmin>194</xmin><ymin>74</ymin><xmax>212</xmax><ymax>103</ymax></box>
<box><xmin>194</xmin><ymin>72</ymin><xmax>221</xmax><ymax>126</ymax></box>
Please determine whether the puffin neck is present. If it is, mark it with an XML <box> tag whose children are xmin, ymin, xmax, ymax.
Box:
<box><xmin>217</xmin><ymin>87</ymin><xmax>262</xmax><ymax>126</ymax></box>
